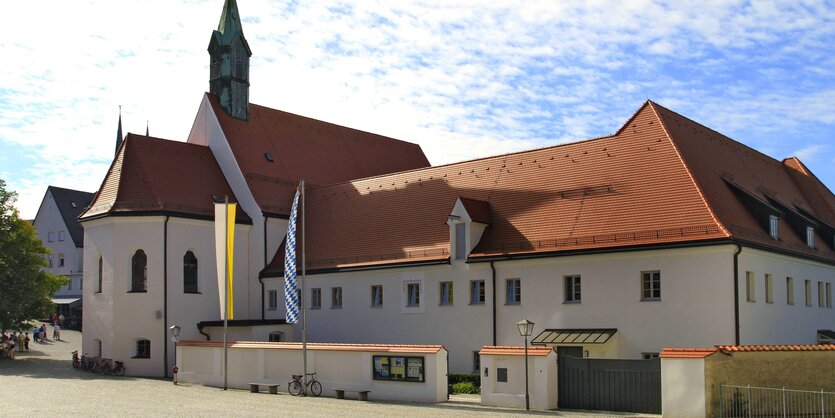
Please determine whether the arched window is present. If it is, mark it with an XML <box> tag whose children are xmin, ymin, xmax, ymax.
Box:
<box><xmin>268</xmin><ymin>331</ymin><xmax>284</xmax><ymax>342</ymax></box>
<box><xmin>183</xmin><ymin>251</ymin><xmax>198</xmax><ymax>294</ymax></box>
<box><xmin>96</xmin><ymin>256</ymin><xmax>103</xmax><ymax>293</ymax></box>
<box><xmin>131</xmin><ymin>250</ymin><xmax>147</xmax><ymax>292</ymax></box>
<box><xmin>134</xmin><ymin>339</ymin><xmax>150</xmax><ymax>358</ymax></box>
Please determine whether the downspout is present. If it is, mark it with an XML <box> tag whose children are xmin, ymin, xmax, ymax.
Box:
<box><xmin>197</xmin><ymin>323</ymin><xmax>210</xmax><ymax>341</ymax></box>
<box><xmin>490</xmin><ymin>260</ymin><xmax>497</xmax><ymax>346</ymax></box>
<box><xmin>259</xmin><ymin>217</ymin><xmax>267</xmax><ymax>320</ymax></box>
<box><xmin>733</xmin><ymin>244</ymin><xmax>742</xmax><ymax>346</ymax></box>
<box><xmin>163</xmin><ymin>216</ymin><xmax>170</xmax><ymax>378</ymax></box>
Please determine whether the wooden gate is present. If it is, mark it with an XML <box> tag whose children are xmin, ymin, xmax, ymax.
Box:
<box><xmin>558</xmin><ymin>357</ymin><xmax>661</xmax><ymax>414</ymax></box>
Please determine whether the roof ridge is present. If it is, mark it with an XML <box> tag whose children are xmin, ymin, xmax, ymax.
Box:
<box><xmin>80</xmin><ymin>140</ymin><xmax>126</xmax><ymax>220</ymax></box>
<box><xmin>649</xmin><ymin>102</ymin><xmax>732</xmax><ymax>238</ymax></box>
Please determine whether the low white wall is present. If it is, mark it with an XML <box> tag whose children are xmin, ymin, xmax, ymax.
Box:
<box><xmin>661</xmin><ymin>356</ymin><xmax>707</xmax><ymax>418</ymax></box>
<box><xmin>480</xmin><ymin>347</ymin><xmax>557</xmax><ymax>410</ymax></box>
<box><xmin>176</xmin><ymin>341</ymin><xmax>448</xmax><ymax>403</ymax></box>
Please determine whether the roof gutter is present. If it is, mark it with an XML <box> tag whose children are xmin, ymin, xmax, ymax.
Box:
<box><xmin>260</xmin><ymin>257</ymin><xmax>451</xmax><ymax>278</ymax></box>
<box><xmin>733</xmin><ymin>244</ymin><xmax>742</xmax><ymax>346</ymax></box>
<box><xmin>490</xmin><ymin>261</ymin><xmax>497</xmax><ymax>346</ymax></box>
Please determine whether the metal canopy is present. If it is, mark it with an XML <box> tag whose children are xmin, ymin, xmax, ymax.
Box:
<box><xmin>818</xmin><ymin>329</ymin><xmax>835</xmax><ymax>341</ymax></box>
<box><xmin>531</xmin><ymin>328</ymin><xmax>617</xmax><ymax>345</ymax></box>
<box><xmin>51</xmin><ymin>297</ymin><xmax>82</xmax><ymax>308</ymax></box>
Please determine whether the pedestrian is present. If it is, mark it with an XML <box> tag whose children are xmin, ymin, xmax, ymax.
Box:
<box><xmin>17</xmin><ymin>333</ymin><xmax>24</xmax><ymax>352</ymax></box>
<box><xmin>32</xmin><ymin>326</ymin><xmax>39</xmax><ymax>343</ymax></box>
<box><xmin>59</xmin><ymin>314</ymin><xmax>65</xmax><ymax>327</ymax></box>
<box><xmin>52</xmin><ymin>313</ymin><xmax>59</xmax><ymax>326</ymax></box>
<box><xmin>24</xmin><ymin>333</ymin><xmax>30</xmax><ymax>352</ymax></box>
<box><xmin>53</xmin><ymin>324</ymin><xmax>61</xmax><ymax>341</ymax></box>
<box><xmin>40</xmin><ymin>324</ymin><xmax>47</xmax><ymax>341</ymax></box>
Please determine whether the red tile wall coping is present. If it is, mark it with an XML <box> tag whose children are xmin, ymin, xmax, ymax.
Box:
<box><xmin>479</xmin><ymin>346</ymin><xmax>555</xmax><ymax>357</ymax></box>
<box><xmin>662</xmin><ymin>344</ymin><xmax>835</xmax><ymax>358</ymax></box>
<box><xmin>177</xmin><ymin>340</ymin><xmax>445</xmax><ymax>354</ymax></box>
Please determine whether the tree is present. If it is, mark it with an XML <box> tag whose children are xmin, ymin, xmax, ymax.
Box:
<box><xmin>0</xmin><ymin>179</ymin><xmax>65</xmax><ymax>330</ymax></box>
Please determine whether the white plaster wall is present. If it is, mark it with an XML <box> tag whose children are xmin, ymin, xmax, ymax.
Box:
<box><xmin>737</xmin><ymin>247</ymin><xmax>835</xmax><ymax>345</ymax></box>
<box><xmin>83</xmin><ymin>216</ymin><xmax>252</xmax><ymax>377</ymax></box>
<box><xmin>661</xmin><ymin>357</ymin><xmax>707</xmax><ymax>418</ymax></box>
<box><xmin>480</xmin><ymin>353</ymin><xmax>557</xmax><ymax>410</ymax></box>
<box><xmin>177</xmin><ymin>344</ymin><xmax>448</xmax><ymax>402</ymax></box>
<box><xmin>33</xmin><ymin>190</ymin><xmax>84</xmax><ymax>297</ymax></box>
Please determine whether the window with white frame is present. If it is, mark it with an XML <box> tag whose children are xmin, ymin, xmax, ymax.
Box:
<box><xmin>267</xmin><ymin>290</ymin><xmax>277</xmax><ymax>310</ymax></box>
<box><xmin>311</xmin><ymin>288</ymin><xmax>322</xmax><ymax>309</ymax></box>
<box><xmin>439</xmin><ymin>281</ymin><xmax>453</xmax><ymax>305</ymax></box>
<box><xmin>58</xmin><ymin>231</ymin><xmax>65</xmax><ymax>241</ymax></box>
<box><xmin>331</xmin><ymin>287</ymin><xmax>342</xmax><ymax>308</ymax></box>
<box><xmin>765</xmin><ymin>274</ymin><xmax>773</xmax><ymax>303</ymax></box>
<box><xmin>641</xmin><ymin>271</ymin><xmax>661</xmax><ymax>300</ymax></box>
<box><xmin>769</xmin><ymin>215</ymin><xmax>779</xmax><ymax>240</ymax></box>
<box><xmin>806</xmin><ymin>226</ymin><xmax>815</xmax><ymax>248</ymax></box>
<box><xmin>455</xmin><ymin>223</ymin><xmax>467</xmax><ymax>260</ymax></box>
<box><xmin>506</xmin><ymin>279</ymin><xmax>521</xmax><ymax>305</ymax></box>
<box><xmin>406</xmin><ymin>282</ymin><xmax>420</xmax><ymax>307</ymax></box>
<box><xmin>819</xmin><ymin>282</ymin><xmax>826</xmax><ymax>307</ymax></box>
<box><xmin>470</xmin><ymin>280</ymin><xmax>485</xmax><ymax>304</ymax></box>
<box><xmin>746</xmin><ymin>271</ymin><xmax>756</xmax><ymax>302</ymax></box>
<box><xmin>786</xmin><ymin>277</ymin><xmax>794</xmax><ymax>305</ymax></box>
<box><xmin>371</xmin><ymin>285</ymin><xmax>383</xmax><ymax>307</ymax></box>
<box><xmin>564</xmin><ymin>275</ymin><xmax>581</xmax><ymax>303</ymax></box>
<box><xmin>805</xmin><ymin>280</ymin><xmax>812</xmax><ymax>307</ymax></box>
<box><xmin>48</xmin><ymin>231</ymin><xmax>55</xmax><ymax>242</ymax></box>
<box><xmin>827</xmin><ymin>283</ymin><xmax>832</xmax><ymax>308</ymax></box>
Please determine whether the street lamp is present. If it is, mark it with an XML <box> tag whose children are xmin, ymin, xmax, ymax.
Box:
<box><xmin>170</xmin><ymin>324</ymin><xmax>181</xmax><ymax>383</ymax></box>
<box><xmin>516</xmin><ymin>318</ymin><xmax>535</xmax><ymax>411</ymax></box>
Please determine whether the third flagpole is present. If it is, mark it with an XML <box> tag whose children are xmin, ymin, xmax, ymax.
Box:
<box><xmin>301</xmin><ymin>179</ymin><xmax>308</xmax><ymax>392</ymax></box>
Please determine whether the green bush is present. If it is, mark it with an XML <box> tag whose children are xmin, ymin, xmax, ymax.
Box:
<box><xmin>452</xmin><ymin>382</ymin><xmax>480</xmax><ymax>394</ymax></box>
<box><xmin>448</xmin><ymin>373</ymin><xmax>480</xmax><ymax>388</ymax></box>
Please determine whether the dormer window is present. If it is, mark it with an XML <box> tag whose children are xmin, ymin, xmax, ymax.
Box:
<box><xmin>455</xmin><ymin>223</ymin><xmax>466</xmax><ymax>260</ymax></box>
<box><xmin>769</xmin><ymin>215</ymin><xmax>779</xmax><ymax>240</ymax></box>
<box><xmin>806</xmin><ymin>226</ymin><xmax>815</xmax><ymax>249</ymax></box>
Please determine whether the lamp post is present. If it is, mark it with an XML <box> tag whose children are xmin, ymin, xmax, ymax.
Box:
<box><xmin>170</xmin><ymin>324</ymin><xmax>181</xmax><ymax>383</ymax></box>
<box><xmin>516</xmin><ymin>318</ymin><xmax>535</xmax><ymax>411</ymax></box>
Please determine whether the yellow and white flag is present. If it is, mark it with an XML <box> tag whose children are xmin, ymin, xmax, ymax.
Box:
<box><xmin>214</xmin><ymin>202</ymin><xmax>237</xmax><ymax>320</ymax></box>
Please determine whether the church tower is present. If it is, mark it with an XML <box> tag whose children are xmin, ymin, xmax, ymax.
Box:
<box><xmin>208</xmin><ymin>0</ymin><xmax>252</xmax><ymax>120</ymax></box>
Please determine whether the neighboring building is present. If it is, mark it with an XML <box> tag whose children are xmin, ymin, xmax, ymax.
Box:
<box><xmin>81</xmin><ymin>0</ymin><xmax>835</xmax><ymax>377</ymax></box>
<box><xmin>33</xmin><ymin>186</ymin><xmax>95</xmax><ymax>327</ymax></box>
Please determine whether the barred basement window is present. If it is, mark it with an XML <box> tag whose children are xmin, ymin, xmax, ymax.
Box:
<box><xmin>134</xmin><ymin>339</ymin><xmax>150</xmax><ymax>359</ymax></box>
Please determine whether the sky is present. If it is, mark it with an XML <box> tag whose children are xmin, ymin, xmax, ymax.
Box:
<box><xmin>1</xmin><ymin>0</ymin><xmax>834</xmax><ymax>219</ymax></box>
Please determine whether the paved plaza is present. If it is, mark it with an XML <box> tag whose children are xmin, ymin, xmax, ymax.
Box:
<box><xmin>0</xmin><ymin>326</ymin><xmax>656</xmax><ymax>417</ymax></box>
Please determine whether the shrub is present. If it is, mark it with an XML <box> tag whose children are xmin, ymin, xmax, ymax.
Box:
<box><xmin>452</xmin><ymin>382</ymin><xmax>480</xmax><ymax>394</ymax></box>
<box><xmin>448</xmin><ymin>373</ymin><xmax>480</xmax><ymax>388</ymax></box>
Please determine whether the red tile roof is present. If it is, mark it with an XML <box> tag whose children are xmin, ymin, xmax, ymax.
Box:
<box><xmin>80</xmin><ymin>134</ymin><xmax>250</xmax><ymax>223</ymax></box>
<box><xmin>262</xmin><ymin>101</ymin><xmax>835</xmax><ymax>274</ymax></box>
<box><xmin>207</xmin><ymin>94</ymin><xmax>431</xmax><ymax>216</ymax></box>
<box><xmin>716</xmin><ymin>344</ymin><xmax>835</xmax><ymax>353</ymax></box>
<box><xmin>479</xmin><ymin>346</ymin><xmax>555</xmax><ymax>357</ymax></box>
<box><xmin>459</xmin><ymin>197</ymin><xmax>491</xmax><ymax>224</ymax></box>
<box><xmin>660</xmin><ymin>348</ymin><xmax>718</xmax><ymax>359</ymax></box>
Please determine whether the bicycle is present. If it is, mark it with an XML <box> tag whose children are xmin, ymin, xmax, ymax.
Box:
<box><xmin>288</xmin><ymin>372</ymin><xmax>321</xmax><ymax>397</ymax></box>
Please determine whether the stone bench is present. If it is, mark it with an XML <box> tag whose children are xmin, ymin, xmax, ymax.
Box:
<box><xmin>334</xmin><ymin>388</ymin><xmax>370</xmax><ymax>401</ymax></box>
<box><xmin>249</xmin><ymin>383</ymin><xmax>279</xmax><ymax>394</ymax></box>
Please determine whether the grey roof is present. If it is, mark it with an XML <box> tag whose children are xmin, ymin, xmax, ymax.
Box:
<box><xmin>48</xmin><ymin>186</ymin><xmax>95</xmax><ymax>247</ymax></box>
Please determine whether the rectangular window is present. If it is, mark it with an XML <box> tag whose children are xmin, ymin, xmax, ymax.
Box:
<box><xmin>746</xmin><ymin>271</ymin><xmax>756</xmax><ymax>302</ymax></box>
<box><xmin>769</xmin><ymin>215</ymin><xmax>779</xmax><ymax>240</ymax></box>
<box><xmin>564</xmin><ymin>275</ymin><xmax>581</xmax><ymax>303</ymax></box>
<box><xmin>58</xmin><ymin>231</ymin><xmax>65</xmax><ymax>241</ymax></box>
<box><xmin>407</xmin><ymin>282</ymin><xmax>421</xmax><ymax>307</ymax></box>
<box><xmin>48</xmin><ymin>232</ymin><xmax>55</xmax><ymax>242</ymax></box>
<box><xmin>268</xmin><ymin>290</ymin><xmax>277</xmax><ymax>310</ymax></box>
<box><xmin>765</xmin><ymin>274</ymin><xmax>773</xmax><ymax>303</ymax></box>
<box><xmin>310</xmin><ymin>288</ymin><xmax>321</xmax><ymax>309</ymax></box>
<box><xmin>473</xmin><ymin>351</ymin><xmax>480</xmax><ymax>373</ymax></box>
<box><xmin>439</xmin><ymin>281</ymin><xmax>453</xmax><ymax>305</ymax></box>
<box><xmin>505</xmin><ymin>279</ymin><xmax>521</xmax><ymax>305</ymax></box>
<box><xmin>827</xmin><ymin>283</ymin><xmax>832</xmax><ymax>308</ymax></box>
<box><xmin>58</xmin><ymin>253</ymin><xmax>65</xmax><ymax>268</ymax></box>
<box><xmin>373</xmin><ymin>355</ymin><xmax>424</xmax><ymax>382</ymax></box>
<box><xmin>819</xmin><ymin>282</ymin><xmax>825</xmax><ymax>307</ymax></box>
<box><xmin>497</xmin><ymin>368</ymin><xmax>508</xmax><ymax>383</ymax></box>
<box><xmin>67</xmin><ymin>278</ymin><xmax>73</xmax><ymax>290</ymax></box>
<box><xmin>331</xmin><ymin>287</ymin><xmax>342</xmax><ymax>309</ymax></box>
<box><xmin>786</xmin><ymin>277</ymin><xmax>794</xmax><ymax>305</ymax></box>
<box><xmin>641</xmin><ymin>271</ymin><xmax>661</xmax><ymax>300</ymax></box>
<box><xmin>805</xmin><ymin>280</ymin><xmax>812</xmax><ymax>307</ymax></box>
<box><xmin>642</xmin><ymin>352</ymin><xmax>660</xmax><ymax>360</ymax></box>
<box><xmin>135</xmin><ymin>339</ymin><xmax>151</xmax><ymax>359</ymax></box>
<box><xmin>47</xmin><ymin>255</ymin><xmax>53</xmax><ymax>268</ymax></box>
<box><xmin>455</xmin><ymin>223</ymin><xmax>466</xmax><ymax>260</ymax></box>
<box><xmin>807</xmin><ymin>226</ymin><xmax>815</xmax><ymax>248</ymax></box>
<box><xmin>470</xmin><ymin>280</ymin><xmax>485</xmax><ymax>304</ymax></box>
<box><xmin>371</xmin><ymin>285</ymin><xmax>383</xmax><ymax>307</ymax></box>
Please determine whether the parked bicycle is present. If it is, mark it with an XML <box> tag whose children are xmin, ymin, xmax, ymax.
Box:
<box><xmin>72</xmin><ymin>350</ymin><xmax>80</xmax><ymax>368</ymax></box>
<box><xmin>288</xmin><ymin>372</ymin><xmax>322</xmax><ymax>397</ymax></box>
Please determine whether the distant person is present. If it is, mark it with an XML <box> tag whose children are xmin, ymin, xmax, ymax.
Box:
<box><xmin>39</xmin><ymin>324</ymin><xmax>47</xmax><ymax>341</ymax></box>
<box><xmin>59</xmin><ymin>314</ymin><xmax>65</xmax><ymax>326</ymax></box>
<box><xmin>53</xmin><ymin>324</ymin><xmax>61</xmax><ymax>341</ymax></box>
<box><xmin>52</xmin><ymin>313</ymin><xmax>59</xmax><ymax>326</ymax></box>
<box><xmin>32</xmin><ymin>326</ymin><xmax>39</xmax><ymax>343</ymax></box>
<box><xmin>17</xmin><ymin>333</ymin><xmax>24</xmax><ymax>352</ymax></box>
<box><xmin>24</xmin><ymin>333</ymin><xmax>30</xmax><ymax>351</ymax></box>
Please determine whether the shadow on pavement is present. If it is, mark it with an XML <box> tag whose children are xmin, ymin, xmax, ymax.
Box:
<box><xmin>0</xmin><ymin>358</ymin><xmax>138</xmax><ymax>381</ymax></box>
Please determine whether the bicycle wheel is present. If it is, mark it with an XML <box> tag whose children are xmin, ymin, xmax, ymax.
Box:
<box><xmin>72</xmin><ymin>359</ymin><xmax>80</xmax><ymax>368</ymax></box>
<box><xmin>113</xmin><ymin>366</ymin><xmax>126</xmax><ymax>377</ymax></box>
<box><xmin>288</xmin><ymin>380</ymin><xmax>303</xmax><ymax>396</ymax></box>
<box><xmin>310</xmin><ymin>380</ymin><xmax>322</xmax><ymax>397</ymax></box>
<box><xmin>99</xmin><ymin>363</ymin><xmax>111</xmax><ymax>375</ymax></box>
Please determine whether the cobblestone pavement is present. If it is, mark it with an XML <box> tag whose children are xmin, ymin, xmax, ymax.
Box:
<box><xmin>0</xmin><ymin>325</ymin><xmax>658</xmax><ymax>417</ymax></box>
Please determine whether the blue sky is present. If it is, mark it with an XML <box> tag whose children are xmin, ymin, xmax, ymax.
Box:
<box><xmin>1</xmin><ymin>0</ymin><xmax>833</xmax><ymax>218</ymax></box>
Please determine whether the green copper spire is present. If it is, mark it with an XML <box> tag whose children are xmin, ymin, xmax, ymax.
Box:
<box><xmin>208</xmin><ymin>0</ymin><xmax>252</xmax><ymax>120</ymax></box>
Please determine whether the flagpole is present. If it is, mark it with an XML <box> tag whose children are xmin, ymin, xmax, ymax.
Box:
<box><xmin>223</xmin><ymin>195</ymin><xmax>229</xmax><ymax>391</ymax></box>
<box><xmin>301</xmin><ymin>179</ymin><xmax>308</xmax><ymax>393</ymax></box>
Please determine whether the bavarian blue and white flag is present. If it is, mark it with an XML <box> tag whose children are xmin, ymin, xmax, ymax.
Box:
<box><xmin>284</xmin><ymin>188</ymin><xmax>301</xmax><ymax>324</ymax></box>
